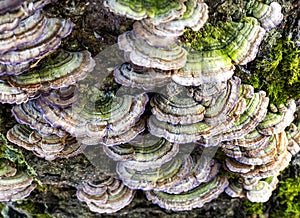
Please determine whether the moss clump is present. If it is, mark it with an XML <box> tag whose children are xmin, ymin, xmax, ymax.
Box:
<box><xmin>181</xmin><ymin>20</ymin><xmax>243</xmax><ymax>51</ymax></box>
<box><xmin>14</xmin><ymin>201</ymin><xmax>52</xmax><ymax>218</ymax></box>
<box><xmin>244</xmin><ymin>200</ymin><xmax>264</xmax><ymax>216</ymax></box>
<box><xmin>270</xmin><ymin>176</ymin><xmax>300</xmax><ymax>217</ymax></box>
<box><xmin>245</xmin><ymin>37</ymin><xmax>300</xmax><ymax>106</ymax></box>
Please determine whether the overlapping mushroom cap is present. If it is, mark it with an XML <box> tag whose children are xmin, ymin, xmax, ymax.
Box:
<box><xmin>257</xmin><ymin>100</ymin><xmax>296</xmax><ymax>135</ymax></box>
<box><xmin>150</xmin><ymin>93</ymin><xmax>206</xmax><ymax>125</ymax></box>
<box><xmin>221</xmin><ymin>131</ymin><xmax>289</xmax><ymax>166</ymax></box>
<box><xmin>202</xmin><ymin>77</ymin><xmax>241</xmax><ymax>126</ymax></box>
<box><xmin>103</xmin><ymin>0</ymin><xmax>187</xmax><ymax>24</ymax></box>
<box><xmin>113</xmin><ymin>63</ymin><xmax>172</xmax><ymax>90</ymax></box>
<box><xmin>7</xmin><ymin>124</ymin><xmax>85</xmax><ymax>161</ymax></box>
<box><xmin>116</xmin><ymin>153</ymin><xmax>193</xmax><ymax>191</ymax></box>
<box><xmin>0</xmin><ymin>0</ymin><xmax>55</xmax><ymax>33</ymax></box>
<box><xmin>221</xmin><ymin>99</ymin><xmax>296</xmax><ymax>179</ymax></box>
<box><xmin>12</xmin><ymin>99</ymin><xmax>67</xmax><ymax>137</ymax></box>
<box><xmin>225</xmin><ymin>176</ymin><xmax>278</xmax><ymax>202</ymax></box>
<box><xmin>115</xmin><ymin>0</ymin><xmax>283</xmax><ymax>88</ymax></box>
<box><xmin>0</xmin><ymin>160</ymin><xmax>36</xmax><ymax>201</ymax></box>
<box><xmin>76</xmin><ymin>175</ymin><xmax>135</xmax><ymax>214</ymax></box>
<box><xmin>115</xmin><ymin>144</ymin><xmax>223</xmax><ymax>196</ymax></box>
<box><xmin>176</xmin><ymin>17</ymin><xmax>265</xmax><ymax>86</ymax></box>
<box><xmin>0</xmin><ymin>0</ymin><xmax>78</xmax><ymax>107</ymax></box>
<box><xmin>145</xmin><ymin>175</ymin><xmax>228</xmax><ymax>211</ymax></box>
<box><xmin>188</xmin><ymin>81</ymin><xmax>227</xmax><ymax>106</ymax></box>
<box><xmin>130</xmin><ymin>0</ymin><xmax>208</xmax><ymax>44</ymax></box>
<box><xmin>103</xmin><ymin>134</ymin><xmax>179</xmax><ymax>170</ymax></box>
<box><xmin>36</xmin><ymin>86</ymin><xmax>148</xmax><ymax>146</ymax></box>
<box><xmin>250</xmin><ymin>1</ymin><xmax>283</xmax><ymax>31</ymax></box>
<box><xmin>39</xmin><ymin>85</ymin><xmax>78</xmax><ymax>109</ymax></box>
<box><xmin>7</xmin><ymin>50</ymin><xmax>95</xmax><ymax>94</ymax></box>
<box><xmin>118</xmin><ymin>30</ymin><xmax>187</xmax><ymax>70</ymax></box>
<box><xmin>0</xmin><ymin>10</ymin><xmax>73</xmax><ymax>76</ymax></box>
<box><xmin>116</xmin><ymin>0</ymin><xmax>208</xmax><ymax>71</ymax></box>
<box><xmin>0</xmin><ymin>80</ymin><xmax>30</xmax><ymax>104</ymax></box>
<box><xmin>157</xmin><ymin>0</ymin><xmax>208</xmax><ymax>33</ymax></box>
<box><xmin>162</xmin><ymin>146</ymin><xmax>220</xmax><ymax>194</ymax></box>
<box><xmin>0</xmin><ymin>0</ymin><xmax>296</xmax><ymax>214</ymax></box>
<box><xmin>148</xmin><ymin>77</ymin><xmax>269</xmax><ymax>146</ymax></box>
<box><xmin>3</xmin><ymin>49</ymin><xmax>93</xmax><ymax>105</ymax></box>
<box><xmin>224</xmin><ymin>133</ymin><xmax>292</xmax><ymax>179</ymax></box>
<box><xmin>200</xmin><ymin>89</ymin><xmax>269</xmax><ymax>147</ymax></box>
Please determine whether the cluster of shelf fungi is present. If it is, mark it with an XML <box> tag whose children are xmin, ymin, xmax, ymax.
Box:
<box><xmin>0</xmin><ymin>0</ymin><xmax>299</xmax><ymax>215</ymax></box>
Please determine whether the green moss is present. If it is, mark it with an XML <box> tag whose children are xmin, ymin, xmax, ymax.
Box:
<box><xmin>182</xmin><ymin>21</ymin><xmax>240</xmax><ymax>51</ymax></box>
<box><xmin>270</xmin><ymin>176</ymin><xmax>300</xmax><ymax>217</ymax></box>
<box><xmin>245</xmin><ymin>37</ymin><xmax>300</xmax><ymax>106</ymax></box>
<box><xmin>110</xmin><ymin>0</ymin><xmax>184</xmax><ymax>19</ymax></box>
<box><xmin>244</xmin><ymin>200</ymin><xmax>264</xmax><ymax>216</ymax></box>
<box><xmin>14</xmin><ymin>200</ymin><xmax>52</xmax><ymax>218</ymax></box>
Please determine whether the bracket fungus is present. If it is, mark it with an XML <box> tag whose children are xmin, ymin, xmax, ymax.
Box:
<box><xmin>145</xmin><ymin>175</ymin><xmax>228</xmax><ymax>211</ymax></box>
<box><xmin>116</xmin><ymin>153</ymin><xmax>193</xmax><ymax>191</ymax></box>
<box><xmin>161</xmin><ymin>146</ymin><xmax>221</xmax><ymax>195</ymax></box>
<box><xmin>7</xmin><ymin>124</ymin><xmax>85</xmax><ymax>161</ymax></box>
<box><xmin>7</xmin><ymin>50</ymin><xmax>95</xmax><ymax>94</ymax></box>
<box><xmin>114</xmin><ymin>0</ymin><xmax>283</xmax><ymax>88</ymax></box>
<box><xmin>257</xmin><ymin>100</ymin><xmax>296</xmax><ymax>135</ymax></box>
<box><xmin>116</xmin><ymin>0</ymin><xmax>208</xmax><ymax>71</ymax></box>
<box><xmin>103</xmin><ymin>0</ymin><xmax>187</xmax><ymax>24</ymax></box>
<box><xmin>113</xmin><ymin>63</ymin><xmax>172</xmax><ymax>90</ymax></box>
<box><xmin>0</xmin><ymin>8</ymin><xmax>73</xmax><ymax>76</ymax></box>
<box><xmin>37</xmin><ymin>89</ymin><xmax>148</xmax><ymax>146</ymax></box>
<box><xmin>103</xmin><ymin>135</ymin><xmax>179</xmax><ymax>170</ymax></box>
<box><xmin>0</xmin><ymin>0</ymin><xmax>298</xmax><ymax>215</ymax></box>
<box><xmin>0</xmin><ymin>80</ymin><xmax>30</xmax><ymax>104</ymax></box>
<box><xmin>250</xmin><ymin>1</ymin><xmax>283</xmax><ymax>31</ymax></box>
<box><xmin>0</xmin><ymin>0</ymin><xmax>56</xmax><ymax>34</ymax></box>
<box><xmin>76</xmin><ymin>175</ymin><xmax>135</xmax><ymax>214</ymax></box>
<box><xmin>150</xmin><ymin>93</ymin><xmax>206</xmax><ymax>125</ymax></box>
<box><xmin>118</xmin><ymin>30</ymin><xmax>187</xmax><ymax>70</ymax></box>
<box><xmin>39</xmin><ymin>85</ymin><xmax>78</xmax><ymax>109</ymax></box>
<box><xmin>286</xmin><ymin>123</ymin><xmax>300</xmax><ymax>155</ymax></box>
<box><xmin>148</xmin><ymin>78</ymin><xmax>269</xmax><ymax>146</ymax></box>
<box><xmin>0</xmin><ymin>160</ymin><xmax>36</xmax><ymax>202</ymax></box>
<box><xmin>225</xmin><ymin>176</ymin><xmax>279</xmax><ymax>203</ymax></box>
<box><xmin>188</xmin><ymin>81</ymin><xmax>228</xmax><ymax>105</ymax></box>
<box><xmin>12</xmin><ymin>99</ymin><xmax>67</xmax><ymax>137</ymax></box>
<box><xmin>0</xmin><ymin>0</ymin><xmax>26</xmax><ymax>14</ymax></box>
<box><xmin>177</xmin><ymin>17</ymin><xmax>266</xmax><ymax>86</ymax></box>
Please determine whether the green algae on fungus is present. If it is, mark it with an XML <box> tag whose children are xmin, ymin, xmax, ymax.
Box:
<box><xmin>7</xmin><ymin>50</ymin><xmax>95</xmax><ymax>94</ymax></box>
<box><xmin>181</xmin><ymin>17</ymin><xmax>265</xmax><ymax>65</ymax></box>
<box><xmin>245</xmin><ymin>37</ymin><xmax>300</xmax><ymax>106</ymax></box>
<box><xmin>104</xmin><ymin>0</ymin><xmax>186</xmax><ymax>23</ymax></box>
<box><xmin>178</xmin><ymin>17</ymin><xmax>265</xmax><ymax>85</ymax></box>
